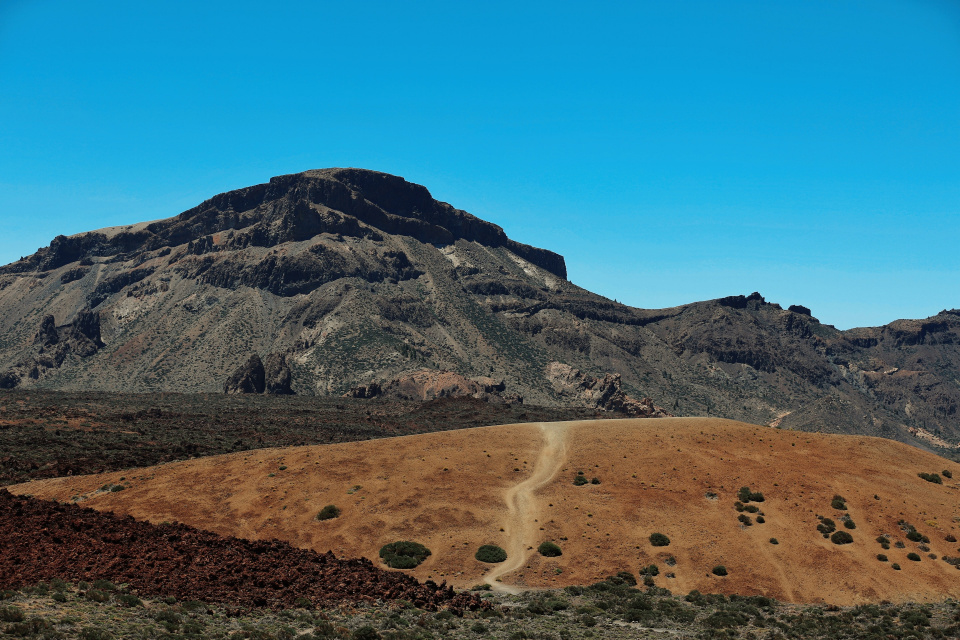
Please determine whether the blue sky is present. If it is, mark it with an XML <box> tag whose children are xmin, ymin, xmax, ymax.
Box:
<box><xmin>1</xmin><ymin>0</ymin><xmax>957</xmax><ymax>329</ymax></box>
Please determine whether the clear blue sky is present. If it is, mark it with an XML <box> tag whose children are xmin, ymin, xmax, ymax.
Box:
<box><xmin>1</xmin><ymin>0</ymin><xmax>958</xmax><ymax>329</ymax></box>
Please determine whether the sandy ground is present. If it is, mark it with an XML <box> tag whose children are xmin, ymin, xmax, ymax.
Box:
<box><xmin>13</xmin><ymin>417</ymin><xmax>960</xmax><ymax>604</ymax></box>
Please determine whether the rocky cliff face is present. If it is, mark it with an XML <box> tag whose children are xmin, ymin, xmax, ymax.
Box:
<box><xmin>0</xmin><ymin>169</ymin><xmax>958</xmax><ymax>450</ymax></box>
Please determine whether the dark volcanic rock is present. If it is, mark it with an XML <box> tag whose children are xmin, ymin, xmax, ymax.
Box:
<box><xmin>264</xmin><ymin>353</ymin><xmax>293</xmax><ymax>395</ymax></box>
<box><xmin>788</xmin><ymin>304</ymin><xmax>812</xmax><ymax>317</ymax></box>
<box><xmin>0</xmin><ymin>489</ymin><xmax>486</xmax><ymax>612</ymax></box>
<box><xmin>544</xmin><ymin>362</ymin><xmax>670</xmax><ymax>416</ymax></box>
<box><xmin>224</xmin><ymin>354</ymin><xmax>266</xmax><ymax>394</ymax></box>
<box><xmin>0</xmin><ymin>371</ymin><xmax>19</xmax><ymax>389</ymax></box>
<box><xmin>33</xmin><ymin>315</ymin><xmax>58</xmax><ymax>346</ymax></box>
<box><xmin>347</xmin><ymin>370</ymin><xmax>522</xmax><ymax>404</ymax></box>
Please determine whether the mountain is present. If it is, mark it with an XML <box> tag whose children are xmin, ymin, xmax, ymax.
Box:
<box><xmin>1</xmin><ymin>168</ymin><xmax>958</xmax><ymax>447</ymax></box>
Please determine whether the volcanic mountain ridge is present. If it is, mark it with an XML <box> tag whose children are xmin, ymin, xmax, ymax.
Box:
<box><xmin>0</xmin><ymin>168</ymin><xmax>958</xmax><ymax>447</ymax></box>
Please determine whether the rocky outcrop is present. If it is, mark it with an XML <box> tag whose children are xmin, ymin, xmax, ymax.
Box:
<box><xmin>545</xmin><ymin>362</ymin><xmax>670</xmax><ymax>417</ymax></box>
<box><xmin>223</xmin><ymin>354</ymin><xmax>265</xmax><ymax>394</ymax></box>
<box><xmin>264</xmin><ymin>353</ymin><xmax>293</xmax><ymax>395</ymax></box>
<box><xmin>346</xmin><ymin>369</ymin><xmax>522</xmax><ymax>404</ymax></box>
<box><xmin>224</xmin><ymin>353</ymin><xmax>293</xmax><ymax>394</ymax></box>
<box><xmin>33</xmin><ymin>315</ymin><xmax>58</xmax><ymax>346</ymax></box>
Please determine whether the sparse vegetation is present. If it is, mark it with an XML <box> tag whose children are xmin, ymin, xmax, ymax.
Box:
<box><xmin>817</xmin><ymin>516</ymin><xmax>836</xmax><ymax>536</ymax></box>
<box><xmin>919</xmin><ymin>472</ymin><xmax>943</xmax><ymax>484</ymax></box>
<box><xmin>573</xmin><ymin>474</ymin><xmax>588</xmax><ymax>486</ymax></box>
<box><xmin>831</xmin><ymin>494</ymin><xmax>847</xmax><ymax>510</ymax></box>
<box><xmin>538</xmin><ymin>541</ymin><xmax>562</xmax><ymax>557</ymax></box>
<box><xmin>316</xmin><ymin>504</ymin><xmax>341</xmax><ymax>521</ymax></box>
<box><xmin>378</xmin><ymin>541</ymin><xmax>431</xmax><ymax>569</ymax></box>
<box><xmin>474</xmin><ymin>545</ymin><xmax>507</xmax><ymax>563</ymax></box>
<box><xmin>737</xmin><ymin>486</ymin><xmax>764</xmax><ymax>503</ymax></box>
<box><xmin>649</xmin><ymin>532</ymin><xmax>671</xmax><ymax>547</ymax></box>
<box><xmin>711</xmin><ymin>565</ymin><xmax>728</xmax><ymax>576</ymax></box>
<box><xmin>943</xmin><ymin>469</ymin><xmax>953</xmax><ymax>479</ymax></box>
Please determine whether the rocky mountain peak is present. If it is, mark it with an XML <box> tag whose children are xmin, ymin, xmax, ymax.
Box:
<box><xmin>2</xmin><ymin>168</ymin><xmax>565</xmax><ymax>280</ymax></box>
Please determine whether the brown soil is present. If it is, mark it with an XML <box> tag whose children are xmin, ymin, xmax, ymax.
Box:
<box><xmin>0</xmin><ymin>489</ymin><xmax>485</xmax><ymax>612</ymax></box>
<box><xmin>14</xmin><ymin>417</ymin><xmax>960</xmax><ymax>605</ymax></box>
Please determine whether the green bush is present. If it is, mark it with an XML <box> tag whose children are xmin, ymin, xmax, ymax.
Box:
<box><xmin>843</xmin><ymin>518</ymin><xmax>856</xmax><ymax>530</ymax></box>
<box><xmin>590</xmin><ymin>477</ymin><xmax>601</xmax><ymax>485</ymax></box>
<box><xmin>877</xmin><ymin>554</ymin><xmax>888</xmax><ymax>561</ymax></box>
<box><xmin>908</xmin><ymin>552</ymin><xmax>921</xmax><ymax>561</ymax></box>
<box><xmin>538</xmin><ymin>541</ymin><xmax>562</xmax><ymax>557</ymax></box>
<box><xmin>352</xmin><ymin>626</ymin><xmax>380</xmax><ymax>640</ymax></box>
<box><xmin>379</xmin><ymin>541</ymin><xmax>432</xmax><ymax>569</ymax></box>
<box><xmin>712</xmin><ymin>565</ymin><xmax>728</xmax><ymax>576</ymax></box>
<box><xmin>770</xmin><ymin>538</ymin><xmax>779</xmax><ymax>544</ymax></box>
<box><xmin>117</xmin><ymin>593</ymin><xmax>142</xmax><ymax>607</ymax></box>
<box><xmin>0</xmin><ymin>605</ymin><xmax>24</xmax><ymax>622</ymax></box>
<box><xmin>573</xmin><ymin>475</ymin><xmax>588</xmax><ymax>486</ymax></box>
<box><xmin>92</xmin><ymin>579</ymin><xmax>117</xmax><ymax>591</ymax></box>
<box><xmin>649</xmin><ymin>532</ymin><xmax>671</xmax><ymax>547</ymax></box>
<box><xmin>817</xmin><ymin>517</ymin><xmax>836</xmax><ymax>535</ymax></box>
<box><xmin>475</xmin><ymin>545</ymin><xmax>507</xmax><ymax>563</ymax></box>
<box><xmin>85</xmin><ymin>589</ymin><xmax>110</xmax><ymax>603</ymax></box>
<box><xmin>831</xmin><ymin>531</ymin><xmax>854</xmax><ymax>545</ymax></box>
<box><xmin>892</xmin><ymin>563</ymin><xmax>901</xmax><ymax>570</ymax></box>
<box><xmin>734</xmin><ymin>501</ymin><xmax>745</xmax><ymax>512</ymax></box>
<box><xmin>831</xmin><ymin>495</ymin><xmax>847</xmax><ymax>510</ymax></box>
<box><xmin>918</xmin><ymin>472</ymin><xmax>943</xmax><ymax>484</ymax></box>
<box><xmin>640</xmin><ymin>564</ymin><xmax>659</xmax><ymax>577</ymax></box>
<box><xmin>906</xmin><ymin>530</ymin><xmax>924</xmax><ymax>542</ymax></box>
<box><xmin>743</xmin><ymin>505</ymin><xmax>759</xmax><ymax>513</ymax></box>
<box><xmin>316</xmin><ymin>505</ymin><xmax>341</xmax><ymax>521</ymax></box>
<box><xmin>756</xmin><ymin>515</ymin><xmax>765</xmax><ymax>524</ymax></box>
<box><xmin>943</xmin><ymin>469</ymin><xmax>953</xmax><ymax>479</ymax></box>
<box><xmin>737</xmin><ymin>514</ymin><xmax>753</xmax><ymax>526</ymax></box>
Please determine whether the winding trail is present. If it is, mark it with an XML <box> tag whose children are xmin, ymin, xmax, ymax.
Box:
<box><xmin>482</xmin><ymin>421</ymin><xmax>571</xmax><ymax>593</ymax></box>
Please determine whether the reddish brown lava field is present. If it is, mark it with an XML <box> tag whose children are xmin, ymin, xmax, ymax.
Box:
<box><xmin>0</xmin><ymin>489</ymin><xmax>485</xmax><ymax>612</ymax></box>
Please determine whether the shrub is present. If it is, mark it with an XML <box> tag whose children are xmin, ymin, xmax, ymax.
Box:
<box><xmin>538</xmin><ymin>541</ymin><xmax>562</xmax><ymax>557</ymax></box>
<box><xmin>946</xmin><ymin>534</ymin><xmax>957</xmax><ymax>543</ymax></box>
<box><xmin>908</xmin><ymin>552</ymin><xmax>921</xmax><ymax>561</ymax></box>
<box><xmin>743</xmin><ymin>505</ymin><xmax>759</xmax><ymax>513</ymax></box>
<box><xmin>892</xmin><ymin>563</ymin><xmax>901</xmax><ymax>570</ymax></box>
<box><xmin>640</xmin><ymin>564</ymin><xmax>659</xmax><ymax>577</ymax></box>
<box><xmin>352</xmin><ymin>626</ymin><xmax>380</xmax><ymax>640</ymax></box>
<box><xmin>0</xmin><ymin>606</ymin><xmax>25</xmax><ymax>622</ymax></box>
<box><xmin>316</xmin><ymin>505</ymin><xmax>341</xmax><ymax>521</ymax></box>
<box><xmin>85</xmin><ymin>589</ymin><xmax>109</xmax><ymax>603</ymax></box>
<box><xmin>770</xmin><ymin>538</ymin><xmax>779</xmax><ymax>545</ymax></box>
<box><xmin>817</xmin><ymin>518</ymin><xmax>836</xmax><ymax>535</ymax></box>
<box><xmin>475</xmin><ymin>545</ymin><xmax>507</xmax><ymax>563</ymax></box>
<box><xmin>906</xmin><ymin>530</ymin><xmax>924</xmax><ymax>542</ymax></box>
<box><xmin>92</xmin><ymin>579</ymin><xmax>117</xmax><ymax>591</ymax></box>
<box><xmin>843</xmin><ymin>518</ymin><xmax>857</xmax><ymax>530</ymax></box>
<box><xmin>734</xmin><ymin>501</ymin><xmax>745</xmax><ymax>512</ymax></box>
<box><xmin>649</xmin><ymin>532</ymin><xmax>671</xmax><ymax>547</ymax></box>
<box><xmin>590</xmin><ymin>477</ymin><xmax>601</xmax><ymax>485</ymax></box>
<box><xmin>573</xmin><ymin>475</ymin><xmax>588</xmax><ymax>486</ymax></box>
<box><xmin>379</xmin><ymin>541</ymin><xmax>431</xmax><ymax>569</ymax></box>
<box><xmin>877</xmin><ymin>554</ymin><xmax>888</xmax><ymax>562</ymax></box>
<box><xmin>831</xmin><ymin>531</ymin><xmax>854</xmax><ymax>545</ymax></box>
<box><xmin>712</xmin><ymin>565</ymin><xmax>728</xmax><ymax>576</ymax></box>
<box><xmin>918</xmin><ymin>472</ymin><xmax>943</xmax><ymax>484</ymax></box>
<box><xmin>756</xmin><ymin>515</ymin><xmax>765</xmax><ymax>524</ymax></box>
<box><xmin>943</xmin><ymin>469</ymin><xmax>953</xmax><ymax>479</ymax></box>
<box><xmin>116</xmin><ymin>594</ymin><xmax>142</xmax><ymax>607</ymax></box>
<box><xmin>737</xmin><ymin>486</ymin><xmax>763</xmax><ymax>503</ymax></box>
<box><xmin>831</xmin><ymin>495</ymin><xmax>847</xmax><ymax>510</ymax></box>
<box><xmin>737</xmin><ymin>514</ymin><xmax>753</xmax><ymax>526</ymax></box>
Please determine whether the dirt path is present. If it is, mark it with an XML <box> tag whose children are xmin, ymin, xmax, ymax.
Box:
<box><xmin>483</xmin><ymin>422</ymin><xmax>570</xmax><ymax>593</ymax></box>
